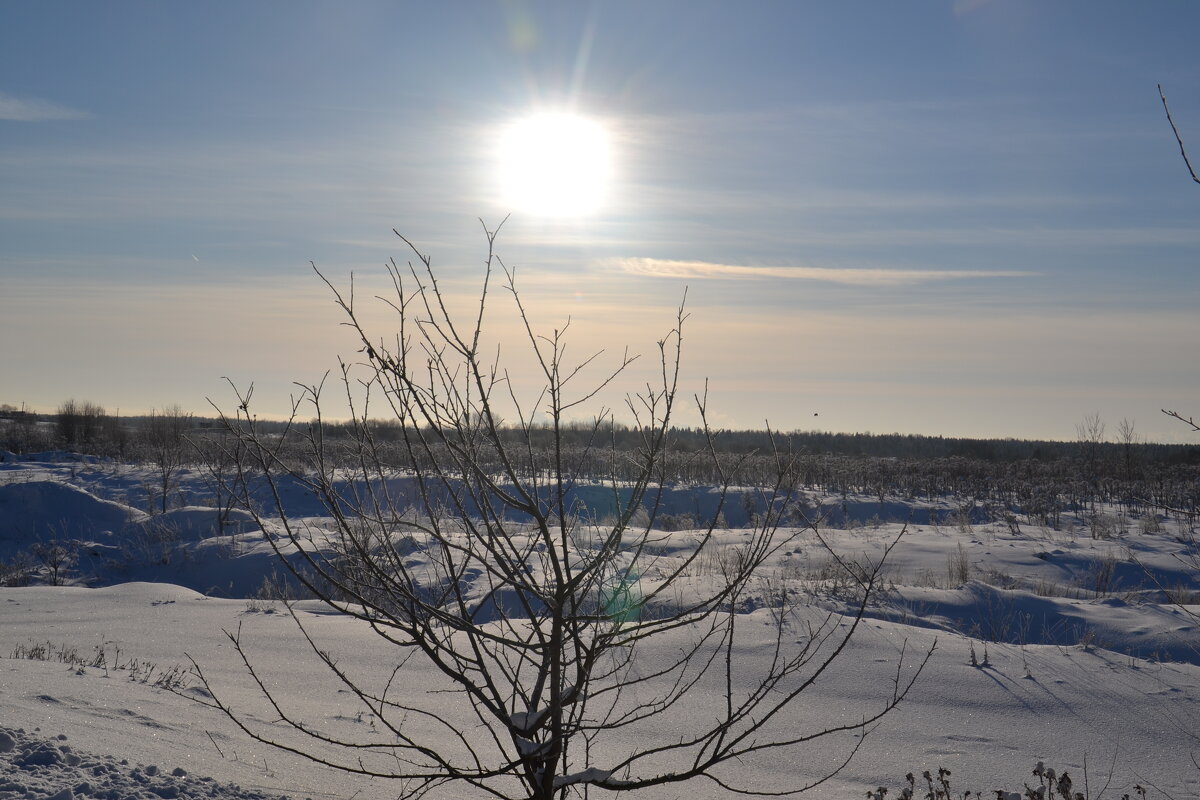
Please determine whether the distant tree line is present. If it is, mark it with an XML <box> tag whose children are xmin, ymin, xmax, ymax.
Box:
<box><xmin>3</xmin><ymin>403</ymin><xmax>1198</xmax><ymax>521</ymax></box>
<box><xmin>307</xmin><ymin>417</ymin><xmax>1200</xmax><ymax>465</ymax></box>
<box><xmin>0</xmin><ymin>400</ymin><xmax>197</xmax><ymax>460</ymax></box>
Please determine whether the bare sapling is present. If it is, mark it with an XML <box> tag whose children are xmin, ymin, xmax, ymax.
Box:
<box><xmin>193</xmin><ymin>221</ymin><xmax>929</xmax><ymax>800</ymax></box>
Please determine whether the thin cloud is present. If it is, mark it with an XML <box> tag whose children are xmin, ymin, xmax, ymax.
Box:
<box><xmin>0</xmin><ymin>92</ymin><xmax>90</xmax><ymax>122</ymax></box>
<box><xmin>614</xmin><ymin>257</ymin><xmax>1037</xmax><ymax>286</ymax></box>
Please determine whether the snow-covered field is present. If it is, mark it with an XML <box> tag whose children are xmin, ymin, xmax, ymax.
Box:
<box><xmin>2</xmin><ymin>456</ymin><xmax>1199</xmax><ymax>798</ymax></box>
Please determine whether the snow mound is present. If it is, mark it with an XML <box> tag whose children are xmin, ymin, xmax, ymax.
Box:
<box><xmin>0</xmin><ymin>481</ymin><xmax>146</xmax><ymax>556</ymax></box>
<box><xmin>84</xmin><ymin>580</ymin><xmax>213</xmax><ymax>602</ymax></box>
<box><xmin>884</xmin><ymin>580</ymin><xmax>1200</xmax><ymax>663</ymax></box>
<box><xmin>0</xmin><ymin>726</ymin><xmax>288</xmax><ymax>800</ymax></box>
<box><xmin>110</xmin><ymin>531</ymin><xmax>308</xmax><ymax>599</ymax></box>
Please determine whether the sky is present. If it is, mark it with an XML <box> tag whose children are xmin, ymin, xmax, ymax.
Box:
<box><xmin>2</xmin><ymin>1</ymin><xmax>1199</xmax><ymax>442</ymax></box>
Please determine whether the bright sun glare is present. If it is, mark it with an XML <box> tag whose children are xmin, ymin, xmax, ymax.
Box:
<box><xmin>498</xmin><ymin>112</ymin><xmax>611</xmax><ymax>218</ymax></box>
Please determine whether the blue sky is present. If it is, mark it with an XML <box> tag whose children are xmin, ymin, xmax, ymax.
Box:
<box><xmin>2</xmin><ymin>1</ymin><xmax>1199</xmax><ymax>441</ymax></box>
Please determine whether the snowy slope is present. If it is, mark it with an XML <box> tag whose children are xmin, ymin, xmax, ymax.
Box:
<box><xmin>2</xmin><ymin>458</ymin><xmax>1199</xmax><ymax>797</ymax></box>
<box><xmin>2</xmin><ymin>585</ymin><xmax>1198</xmax><ymax>798</ymax></box>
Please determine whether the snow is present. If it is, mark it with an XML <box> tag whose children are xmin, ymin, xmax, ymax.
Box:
<box><xmin>0</xmin><ymin>725</ymin><xmax>288</xmax><ymax>800</ymax></box>
<box><xmin>553</xmin><ymin>767</ymin><xmax>613</xmax><ymax>788</ymax></box>
<box><xmin>124</xmin><ymin>508</ymin><xmax>259</xmax><ymax>542</ymax></box>
<box><xmin>0</xmin><ymin>481</ymin><xmax>146</xmax><ymax>554</ymax></box>
<box><xmin>2</xmin><ymin>456</ymin><xmax>1199</xmax><ymax>798</ymax></box>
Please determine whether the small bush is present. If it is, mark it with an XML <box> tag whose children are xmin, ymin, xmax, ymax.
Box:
<box><xmin>656</xmin><ymin>512</ymin><xmax>696</xmax><ymax>532</ymax></box>
<box><xmin>1163</xmin><ymin>583</ymin><xmax>1200</xmax><ymax>605</ymax></box>
<box><xmin>1079</xmin><ymin>552</ymin><xmax>1119</xmax><ymax>596</ymax></box>
<box><xmin>881</xmin><ymin>763</ymin><xmax>1151</xmax><ymax>799</ymax></box>
<box><xmin>0</xmin><ymin>552</ymin><xmax>35</xmax><ymax>586</ymax></box>
<box><xmin>121</xmin><ymin>520</ymin><xmax>182</xmax><ymax>566</ymax></box>
<box><xmin>1087</xmin><ymin>512</ymin><xmax>1124</xmax><ymax>540</ymax></box>
<box><xmin>947</xmin><ymin>542</ymin><xmax>970</xmax><ymax>586</ymax></box>
<box><xmin>1137</xmin><ymin>514</ymin><xmax>1163</xmax><ymax>535</ymax></box>
<box><xmin>1032</xmin><ymin>579</ymin><xmax>1084</xmax><ymax>600</ymax></box>
<box><xmin>29</xmin><ymin>539</ymin><xmax>79</xmax><ymax>585</ymax></box>
<box><xmin>9</xmin><ymin>639</ymin><xmax>190</xmax><ymax>690</ymax></box>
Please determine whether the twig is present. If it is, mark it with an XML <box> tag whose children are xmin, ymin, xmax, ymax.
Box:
<box><xmin>1159</xmin><ymin>84</ymin><xmax>1200</xmax><ymax>185</ymax></box>
<box><xmin>1162</xmin><ymin>408</ymin><xmax>1200</xmax><ymax>433</ymax></box>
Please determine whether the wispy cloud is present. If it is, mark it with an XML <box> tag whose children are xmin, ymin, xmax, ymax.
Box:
<box><xmin>612</xmin><ymin>257</ymin><xmax>1036</xmax><ymax>286</ymax></box>
<box><xmin>0</xmin><ymin>92</ymin><xmax>90</xmax><ymax>122</ymax></box>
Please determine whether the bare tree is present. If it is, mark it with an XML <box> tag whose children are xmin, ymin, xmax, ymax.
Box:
<box><xmin>142</xmin><ymin>405</ymin><xmax>193</xmax><ymax>514</ymax></box>
<box><xmin>193</xmin><ymin>223</ymin><xmax>928</xmax><ymax>799</ymax></box>
<box><xmin>189</xmin><ymin>427</ymin><xmax>249</xmax><ymax>537</ymax></box>
<box><xmin>1076</xmin><ymin>410</ymin><xmax>1106</xmax><ymax>463</ymax></box>
<box><xmin>1115</xmin><ymin>417</ymin><xmax>1140</xmax><ymax>480</ymax></box>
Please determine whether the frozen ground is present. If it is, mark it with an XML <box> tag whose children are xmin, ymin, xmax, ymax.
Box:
<box><xmin>1</xmin><ymin>457</ymin><xmax>1199</xmax><ymax>798</ymax></box>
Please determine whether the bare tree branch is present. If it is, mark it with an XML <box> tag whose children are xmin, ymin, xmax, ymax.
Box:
<box><xmin>1159</xmin><ymin>83</ymin><xmax>1200</xmax><ymax>185</ymax></box>
<box><xmin>1163</xmin><ymin>408</ymin><xmax>1200</xmax><ymax>433</ymax></box>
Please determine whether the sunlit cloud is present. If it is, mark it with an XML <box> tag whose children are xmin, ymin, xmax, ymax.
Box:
<box><xmin>0</xmin><ymin>92</ymin><xmax>89</xmax><ymax>121</ymax></box>
<box><xmin>612</xmin><ymin>257</ymin><xmax>1036</xmax><ymax>286</ymax></box>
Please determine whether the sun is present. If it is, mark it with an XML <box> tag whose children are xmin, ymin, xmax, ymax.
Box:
<box><xmin>497</xmin><ymin>112</ymin><xmax>612</xmax><ymax>218</ymax></box>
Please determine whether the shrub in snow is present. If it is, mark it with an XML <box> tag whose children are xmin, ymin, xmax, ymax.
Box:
<box><xmin>0</xmin><ymin>551</ymin><xmax>35</xmax><ymax>587</ymax></box>
<box><xmin>9</xmin><ymin>640</ymin><xmax>191</xmax><ymax>690</ymax></box>
<box><xmin>883</xmin><ymin>764</ymin><xmax>1152</xmax><ymax>799</ymax></box>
